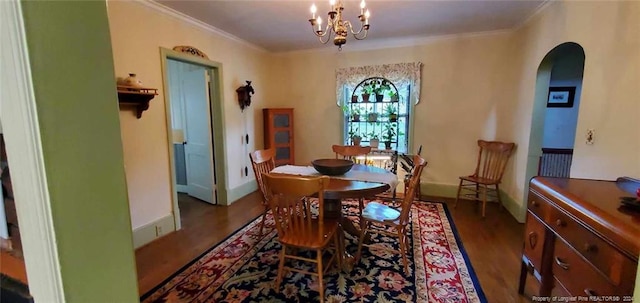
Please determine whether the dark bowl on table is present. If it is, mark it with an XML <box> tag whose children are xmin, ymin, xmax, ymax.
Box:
<box><xmin>312</xmin><ymin>159</ymin><xmax>354</xmax><ymax>176</ymax></box>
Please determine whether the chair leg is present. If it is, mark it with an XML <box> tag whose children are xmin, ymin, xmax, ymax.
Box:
<box><xmin>317</xmin><ymin>249</ymin><xmax>325</xmax><ymax>303</ymax></box>
<box><xmin>453</xmin><ymin>179</ymin><xmax>464</xmax><ymax>209</ymax></box>
<box><xmin>258</xmin><ymin>207</ymin><xmax>268</xmax><ymax>237</ymax></box>
<box><xmin>482</xmin><ymin>185</ymin><xmax>488</xmax><ymax>218</ymax></box>
<box><xmin>355</xmin><ymin>222</ymin><xmax>369</xmax><ymax>264</ymax></box>
<box><xmin>397</xmin><ymin>227</ymin><xmax>409</xmax><ymax>275</ymax></box>
<box><xmin>333</xmin><ymin>233</ymin><xmax>342</xmax><ymax>270</ymax></box>
<box><xmin>275</xmin><ymin>246</ymin><xmax>286</xmax><ymax>290</ymax></box>
<box><xmin>495</xmin><ymin>184</ymin><xmax>504</xmax><ymax>210</ymax></box>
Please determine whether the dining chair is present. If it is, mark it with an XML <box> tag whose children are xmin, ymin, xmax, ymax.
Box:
<box><xmin>453</xmin><ymin>140</ymin><xmax>516</xmax><ymax>217</ymax></box>
<box><xmin>332</xmin><ymin>144</ymin><xmax>371</xmax><ymax>164</ymax></box>
<box><xmin>355</xmin><ymin>155</ymin><xmax>427</xmax><ymax>275</ymax></box>
<box><xmin>262</xmin><ymin>174</ymin><xmax>341</xmax><ymax>303</ymax></box>
<box><xmin>249</xmin><ymin>148</ymin><xmax>276</xmax><ymax>237</ymax></box>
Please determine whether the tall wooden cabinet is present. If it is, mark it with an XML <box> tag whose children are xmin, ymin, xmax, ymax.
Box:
<box><xmin>263</xmin><ymin>108</ymin><xmax>294</xmax><ymax>166</ymax></box>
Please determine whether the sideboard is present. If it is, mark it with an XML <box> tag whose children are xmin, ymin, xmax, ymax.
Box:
<box><xmin>519</xmin><ymin>177</ymin><xmax>640</xmax><ymax>297</ymax></box>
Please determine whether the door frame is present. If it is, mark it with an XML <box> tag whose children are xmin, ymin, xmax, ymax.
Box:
<box><xmin>160</xmin><ymin>48</ymin><xmax>228</xmax><ymax>230</ymax></box>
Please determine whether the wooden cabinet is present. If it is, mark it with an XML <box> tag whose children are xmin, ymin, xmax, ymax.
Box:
<box><xmin>519</xmin><ymin>177</ymin><xmax>640</xmax><ymax>298</ymax></box>
<box><xmin>263</xmin><ymin>108</ymin><xmax>294</xmax><ymax>166</ymax></box>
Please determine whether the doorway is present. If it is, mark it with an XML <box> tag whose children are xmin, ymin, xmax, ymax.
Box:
<box><xmin>524</xmin><ymin>42</ymin><xmax>585</xmax><ymax>210</ymax></box>
<box><xmin>161</xmin><ymin>48</ymin><xmax>229</xmax><ymax>230</ymax></box>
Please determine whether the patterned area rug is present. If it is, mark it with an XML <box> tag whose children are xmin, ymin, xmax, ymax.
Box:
<box><xmin>141</xmin><ymin>199</ymin><xmax>487</xmax><ymax>303</ymax></box>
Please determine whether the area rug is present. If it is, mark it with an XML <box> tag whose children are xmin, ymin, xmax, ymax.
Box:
<box><xmin>141</xmin><ymin>199</ymin><xmax>487</xmax><ymax>303</ymax></box>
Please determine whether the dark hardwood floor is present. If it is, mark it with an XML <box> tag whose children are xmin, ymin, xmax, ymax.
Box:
<box><xmin>136</xmin><ymin>192</ymin><xmax>538</xmax><ymax>302</ymax></box>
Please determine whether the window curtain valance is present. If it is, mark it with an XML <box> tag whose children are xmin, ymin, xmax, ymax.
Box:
<box><xmin>335</xmin><ymin>62</ymin><xmax>423</xmax><ymax>106</ymax></box>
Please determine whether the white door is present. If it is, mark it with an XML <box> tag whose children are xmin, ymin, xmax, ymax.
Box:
<box><xmin>183</xmin><ymin>65</ymin><xmax>216</xmax><ymax>204</ymax></box>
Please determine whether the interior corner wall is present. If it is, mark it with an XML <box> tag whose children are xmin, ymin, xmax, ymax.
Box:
<box><xmin>20</xmin><ymin>1</ymin><xmax>138</xmax><ymax>301</ymax></box>
<box><xmin>501</xmin><ymin>1</ymin><xmax>640</xmax><ymax>220</ymax></box>
<box><xmin>277</xmin><ymin>32</ymin><xmax>515</xmax><ymax>189</ymax></box>
<box><xmin>106</xmin><ymin>1</ymin><xmax>274</xmax><ymax>229</ymax></box>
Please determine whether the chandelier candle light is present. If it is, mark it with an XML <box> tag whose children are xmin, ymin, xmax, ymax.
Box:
<box><xmin>309</xmin><ymin>0</ymin><xmax>370</xmax><ymax>50</ymax></box>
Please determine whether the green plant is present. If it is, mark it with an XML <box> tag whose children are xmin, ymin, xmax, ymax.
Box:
<box><xmin>384</xmin><ymin>104</ymin><xmax>397</xmax><ymax>116</ymax></box>
<box><xmin>351</xmin><ymin>106</ymin><xmax>362</xmax><ymax>116</ymax></box>
<box><xmin>382</xmin><ymin>123</ymin><xmax>397</xmax><ymax>142</ymax></box>
<box><xmin>367</xmin><ymin>131</ymin><xmax>379</xmax><ymax>140</ymax></box>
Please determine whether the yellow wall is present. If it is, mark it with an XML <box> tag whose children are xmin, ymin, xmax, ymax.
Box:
<box><xmin>275</xmin><ymin>32</ymin><xmax>515</xmax><ymax>185</ymax></box>
<box><xmin>504</xmin><ymin>0</ymin><xmax>640</xmax><ymax>218</ymax></box>
<box><xmin>107</xmin><ymin>1</ymin><xmax>274</xmax><ymax>229</ymax></box>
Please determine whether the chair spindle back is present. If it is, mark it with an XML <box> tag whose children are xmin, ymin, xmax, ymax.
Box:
<box><xmin>474</xmin><ymin>140</ymin><xmax>515</xmax><ymax>182</ymax></box>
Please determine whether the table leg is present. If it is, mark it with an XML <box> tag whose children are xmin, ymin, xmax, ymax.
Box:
<box><xmin>324</xmin><ymin>198</ymin><xmax>359</xmax><ymax>271</ymax></box>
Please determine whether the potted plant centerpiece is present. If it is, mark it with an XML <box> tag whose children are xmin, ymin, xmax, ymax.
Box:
<box><xmin>366</xmin><ymin>109</ymin><xmax>378</xmax><ymax>122</ymax></box>
<box><xmin>389</xmin><ymin>90</ymin><xmax>399</xmax><ymax>102</ymax></box>
<box><xmin>384</xmin><ymin>104</ymin><xmax>398</xmax><ymax>122</ymax></box>
<box><xmin>351</xmin><ymin>106</ymin><xmax>361</xmax><ymax>122</ymax></box>
<box><xmin>382</xmin><ymin>123</ymin><xmax>396</xmax><ymax>150</ymax></box>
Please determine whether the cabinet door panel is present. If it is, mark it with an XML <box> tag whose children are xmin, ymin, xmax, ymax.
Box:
<box><xmin>274</xmin><ymin>131</ymin><xmax>290</xmax><ymax>144</ymax></box>
<box><xmin>273</xmin><ymin>114</ymin><xmax>290</xmax><ymax>128</ymax></box>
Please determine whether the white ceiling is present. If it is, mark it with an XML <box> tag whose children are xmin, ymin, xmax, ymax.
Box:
<box><xmin>156</xmin><ymin>0</ymin><xmax>547</xmax><ymax>53</ymax></box>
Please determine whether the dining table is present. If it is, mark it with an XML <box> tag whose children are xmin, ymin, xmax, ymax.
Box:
<box><xmin>270</xmin><ymin>163</ymin><xmax>398</xmax><ymax>268</ymax></box>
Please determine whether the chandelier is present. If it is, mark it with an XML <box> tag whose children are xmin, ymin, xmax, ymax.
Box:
<box><xmin>308</xmin><ymin>0</ymin><xmax>370</xmax><ymax>50</ymax></box>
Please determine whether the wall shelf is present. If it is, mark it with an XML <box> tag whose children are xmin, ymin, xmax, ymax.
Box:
<box><xmin>117</xmin><ymin>85</ymin><xmax>158</xmax><ymax>119</ymax></box>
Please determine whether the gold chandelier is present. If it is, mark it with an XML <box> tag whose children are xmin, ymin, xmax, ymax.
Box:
<box><xmin>308</xmin><ymin>0</ymin><xmax>370</xmax><ymax>50</ymax></box>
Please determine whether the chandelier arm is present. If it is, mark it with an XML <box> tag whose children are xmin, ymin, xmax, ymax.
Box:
<box><xmin>343</xmin><ymin>20</ymin><xmax>369</xmax><ymax>40</ymax></box>
<box><xmin>318</xmin><ymin>29</ymin><xmax>332</xmax><ymax>44</ymax></box>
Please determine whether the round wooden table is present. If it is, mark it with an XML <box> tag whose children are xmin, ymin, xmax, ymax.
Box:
<box><xmin>322</xmin><ymin>164</ymin><xmax>391</xmax><ymax>237</ymax></box>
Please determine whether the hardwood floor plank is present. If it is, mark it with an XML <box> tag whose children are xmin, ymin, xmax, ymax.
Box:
<box><xmin>136</xmin><ymin>193</ymin><xmax>538</xmax><ymax>302</ymax></box>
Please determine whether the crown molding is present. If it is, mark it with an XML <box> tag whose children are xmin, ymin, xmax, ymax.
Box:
<box><xmin>277</xmin><ymin>28</ymin><xmax>515</xmax><ymax>56</ymax></box>
<box><xmin>514</xmin><ymin>0</ymin><xmax>553</xmax><ymax>31</ymax></box>
<box><xmin>129</xmin><ymin>0</ymin><xmax>267</xmax><ymax>53</ymax></box>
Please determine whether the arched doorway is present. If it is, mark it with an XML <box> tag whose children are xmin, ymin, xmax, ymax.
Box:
<box><xmin>523</xmin><ymin>42</ymin><xmax>585</xmax><ymax>206</ymax></box>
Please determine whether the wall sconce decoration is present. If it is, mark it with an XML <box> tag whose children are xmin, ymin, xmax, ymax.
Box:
<box><xmin>236</xmin><ymin>80</ymin><xmax>255</xmax><ymax>111</ymax></box>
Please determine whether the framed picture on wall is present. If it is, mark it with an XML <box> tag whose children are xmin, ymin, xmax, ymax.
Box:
<box><xmin>547</xmin><ymin>87</ymin><xmax>576</xmax><ymax>108</ymax></box>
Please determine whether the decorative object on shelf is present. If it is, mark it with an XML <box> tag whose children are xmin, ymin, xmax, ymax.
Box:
<box><xmin>172</xmin><ymin>45</ymin><xmax>209</xmax><ymax>59</ymax></box>
<box><xmin>384</xmin><ymin>104</ymin><xmax>398</xmax><ymax>122</ymax></box>
<box><xmin>117</xmin><ymin>85</ymin><xmax>158</xmax><ymax>119</ymax></box>
<box><xmin>308</xmin><ymin>0</ymin><xmax>370</xmax><ymax>50</ymax></box>
<box><xmin>382</xmin><ymin>123</ymin><xmax>396</xmax><ymax>150</ymax></box>
<box><xmin>366</xmin><ymin>111</ymin><xmax>378</xmax><ymax>122</ymax></box>
<box><xmin>348</xmin><ymin>126</ymin><xmax>362</xmax><ymax>146</ymax></box>
<box><xmin>123</xmin><ymin>73</ymin><xmax>143</xmax><ymax>89</ymax></box>
<box><xmin>367</xmin><ymin>131</ymin><xmax>379</xmax><ymax>149</ymax></box>
<box><xmin>236</xmin><ymin>81</ymin><xmax>255</xmax><ymax>111</ymax></box>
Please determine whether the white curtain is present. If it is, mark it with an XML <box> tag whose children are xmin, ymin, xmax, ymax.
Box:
<box><xmin>335</xmin><ymin>62</ymin><xmax>423</xmax><ymax>106</ymax></box>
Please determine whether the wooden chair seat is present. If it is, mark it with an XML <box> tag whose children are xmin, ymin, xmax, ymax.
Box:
<box><xmin>454</xmin><ymin>140</ymin><xmax>516</xmax><ymax>217</ymax></box>
<box><xmin>279</xmin><ymin>219</ymin><xmax>339</xmax><ymax>249</ymax></box>
<box><xmin>263</xmin><ymin>174</ymin><xmax>340</xmax><ymax>303</ymax></box>
<box><xmin>361</xmin><ymin>202</ymin><xmax>401</xmax><ymax>222</ymax></box>
<box><xmin>459</xmin><ymin>175</ymin><xmax>500</xmax><ymax>185</ymax></box>
<box><xmin>355</xmin><ymin>155</ymin><xmax>427</xmax><ymax>275</ymax></box>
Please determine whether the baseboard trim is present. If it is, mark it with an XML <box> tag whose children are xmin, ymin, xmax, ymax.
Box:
<box><xmin>225</xmin><ymin>180</ymin><xmax>257</xmax><ymax>206</ymax></box>
<box><xmin>421</xmin><ymin>182</ymin><xmax>524</xmax><ymax>223</ymax></box>
<box><xmin>132</xmin><ymin>215</ymin><xmax>176</xmax><ymax>249</ymax></box>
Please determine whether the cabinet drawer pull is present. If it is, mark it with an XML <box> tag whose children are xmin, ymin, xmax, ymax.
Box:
<box><xmin>528</xmin><ymin>232</ymin><xmax>538</xmax><ymax>249</ymax></box>
<box><xmin>555</xmin><ymin>257</ymin><xmax>570</xmax><ymax>270</ymax></box>
<box><xmin>530</xmin><ymin>200</ymin><xmax>538</xmax><ymax>207</ymax></box>
<box><xmin>555</xmin><ymin>219</ymin><xmax>566</xmax><ymax>227</ymax></box>
<box><xmin>584</xmin><ymin>289</ymin><xmax>597</xmax><ymax>296</ymax></box>
<box><xmin>583</xmin><ymin>243</ymin><xmax>598</xmax><ymax>253</ymax></box>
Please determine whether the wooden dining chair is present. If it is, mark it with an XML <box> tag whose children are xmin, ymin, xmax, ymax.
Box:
<box><xmin>249</xmin><ymin>148</ymin><xmax>276</xmax><ymax>237</ymax></box>
<box><xmin>355</xmin><ymin>155</ymin><xmax>427</xmax><ymax>275</ymax></box>
<box><xmin>332</xmin><ymin>144</ymin><xmax>371</xmax><ymax>164</ymax></box>
<box><xmin>262</xmin><ymin>174</ymin><xmax>341</xmax><ymax>303</ymax></box>
<box><xmin>453</xmin><ymin>140</ymin><xmax>516</xmax><ymax>217</ymax></box>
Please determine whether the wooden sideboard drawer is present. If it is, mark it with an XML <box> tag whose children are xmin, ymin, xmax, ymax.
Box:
<box><xmin>523</xmin><ymin>211</ymin><xmax>546</xmax><ymax>273</ymax></box>
<box><xmin>553</xmin><ymin>237</ymin><xmax>617</xmax><ymax>296</ymax></box>
<box><xmin>527</xmin><ymin>189</ymin><xmax>549</xmax><ymax>220</ymax></box>
<box><xmin>545</xmin><ymin>201</ymin><xmax>631</xmax><ymax>284</ymax></box>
